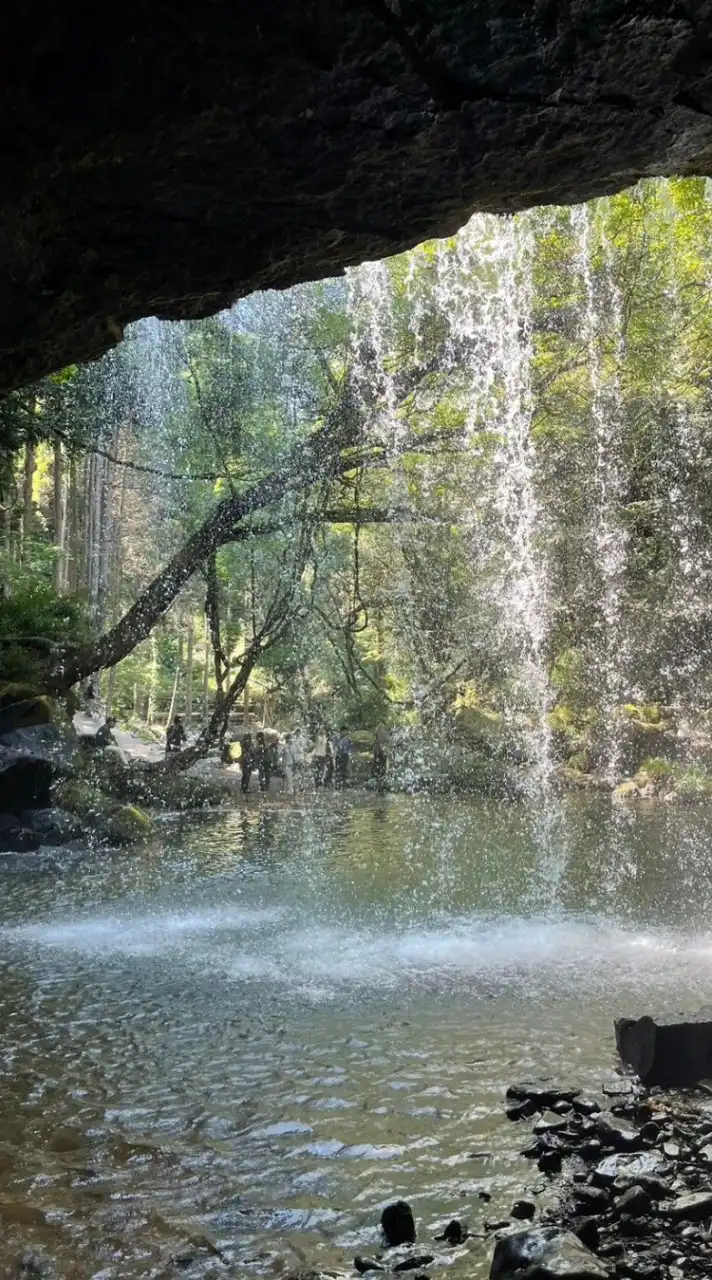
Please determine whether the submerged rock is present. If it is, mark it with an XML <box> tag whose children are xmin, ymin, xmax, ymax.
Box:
<box><xmin>381</xmin><ymin>1201</ymin><xmax>416</xmax><ymax>1248</ymax></box>
<box><xmin>392</xmin><ymin>1256</ymin><xmax>433</xmax><ymax>1272</ymax></box>
<box><xmin>510</xmin><ymin>1199</ymin><xmax>536</xmax><ymax>1220</ymax></box>
<box><xmin>490</xmin><ymin>1228</ymin><xmax>610</xmax><ymax>1279</ymax></box>
<box><xmin>354</xmin><ymin>1259</ymin><xmax>384</xmax><ymax>1274</ymax></box>
<box><xmin>435</xmin><ymin>1219</ymin><xmax>467</xmax><ymax>1245</ymax></box>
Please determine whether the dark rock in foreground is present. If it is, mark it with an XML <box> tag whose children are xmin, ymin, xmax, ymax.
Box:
<box><xmin>615</xmin><ymin>1014</ymin><xmax>712</xmax><ymax>1087</ymax></box>
<box><xmin>490</xmin><ymin>1228</ymin><xmax>610</xmax><ymax>1279</ymax></box>
<box><xmin>381</xmin><ymin>1201</ymin><xmax>416</xmax><ymax>1248</ymax></box>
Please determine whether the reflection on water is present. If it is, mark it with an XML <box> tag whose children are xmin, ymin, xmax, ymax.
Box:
<box><xmin>0</xmin><ymin>794</ymin><xmax>712</xmax><ymax>1277</ymax></box>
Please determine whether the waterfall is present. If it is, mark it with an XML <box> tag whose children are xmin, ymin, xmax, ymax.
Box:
<box><xmin>573</xmin><ymin>205</ymin><xmax>629</xmax><ymax>783</ymax></box>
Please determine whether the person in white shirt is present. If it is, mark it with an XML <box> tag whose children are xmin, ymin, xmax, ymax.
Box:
<box><xmin>311</xmin><ymin>725</ymin><xmax>332</xmax><ymax>788</ymax></box>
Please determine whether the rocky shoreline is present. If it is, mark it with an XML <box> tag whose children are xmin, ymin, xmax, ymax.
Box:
<box><xmin>302</xmin><ymin>1077</ymin><xmax>712</xmax><ymax>1280</ymax></box>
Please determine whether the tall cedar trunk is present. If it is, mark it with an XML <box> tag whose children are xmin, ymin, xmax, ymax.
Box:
<box><xmin>20</xmin><ymin>442</ymin><xmax>36</xmax><ymax>560</ymax></box>
<box><xmin>53</xmin><ymin>441</ymin><xmax>66</xmax><ymax>591</ymax></box>
<box><xmin>167</xmin><ymin>666</ymin><xmax>180</xmax><ymax>726</ymax></box>
<box><xmin>67</xmin><ymin>453</ymin><xmax>79</xmax><ymax>593</ymax></box>
<box><xmin>147</xmin><ymin>631</ymin><xmax>159</xmax><ymax>725</ymax></box>
<box><xmin>202</xmin><ymin>614</ymin><xmax>210</xmax><ymax>717</ymax></box>
<box><xmin>185</xmin><ymin>618</ymin><xmax>194</xmax><ymax>725</ymax></box>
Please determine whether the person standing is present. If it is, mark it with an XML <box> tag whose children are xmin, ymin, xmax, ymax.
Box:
<box><xmin>166</xmin><ymin>714</ymin><xmax>187</xmax><ymax>755</ymax></box>
<box><xmin>254</xmin><ymin>731</ymin><xmax>271</xmax><ymax>793</ymax></box>
<box><xmin>312</xmin><ymin>725</ymin><xmax>331</xmax><ymax>788</ymax></box>
<box><xmin>239</xmin><ymin>733</ymin><xmax>254</xmax><ymax>795</ymax></box>
<box><xmin>291</xmin><ymin>727</ymin><xmax>307</xmax><ymax>790</ymax></box>
<box><xmin>334</xmin><ymin>725</ymin><xmax>353</xmax><ymax>789</ymax></box>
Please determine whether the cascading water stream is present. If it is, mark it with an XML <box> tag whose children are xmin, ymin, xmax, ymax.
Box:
<box><xmin>573</xmin><ymin>205</ymin><xmax>629</xmax><ymax>784</ymax></box>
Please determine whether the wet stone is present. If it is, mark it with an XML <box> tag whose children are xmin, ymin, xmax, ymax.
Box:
<box><xmin>573</xmin><ymin>1098</ymin><xmax>602</xmax><ymax>1118</ymax></box>
<box><xmin>511</xmin><ymin>1199</ymin><xmax>536</xmax><ymax>1220</ymax></box>
<box><xmin>536</xmin><ymin>1111</ymin><xmax>571</xmax><ymax>1134</ymax></box>
<box><xmin>615</xmin><ymin>1184</ymin><xmax>651</xmax><ymax>1218</ymax></box>
<box><xmin>539</xmin><ymin>1150</ymin><xmax>563</xmax><ymax>1174</ymax></box>
<box><xmin>392</xmin><ymin>1256</ymin><xmax>434</xmax><ymax>1273</ymax></box>
<box><xmin>507</xmin><ymin>1099</ymin><xmax>537</xmax><ymax>1122</ymax></box>
<box><xmin>354</xmin><ymin>1259</ymin><xmax>385</xmax><ymax>1274</ymax></box>
<box><xmin>662</xmin><ymin>1141</ymin><xmax>681</xmax><ymax>1160</ymax></box>
<box><xmin>596</xmin><ymin>1112</ymin><xmax>642</xmax><ymax>1151</ymax></box>
<box><xmin>593</xmin><ymin>1152</ymin><xmax>670</xmax><ymax>1189</ymax></box>
<box><xmin>435</xmin><ymin>1219</ymin><xmax>467</xmax><ymax>1245</ymax></box>
<box><xmin>660</xmin><ymin>1191</ymin><xmax>712</xmax><ymax>1222</ymax></box>
<box><xmin>579</xmin><ymin>1140</ymin><xmax>603</xmax><ymax>1161</ymax></box>
<box><xmin>507</xmin><ymin>1081</ymin><xmax>581</xmax><ymax>1109</ymax></box>
<box><xmin>697</xmin><ymin>1144</ymin><xmax>712</xmax><ymax>1164</ymax></box>
<box><xmin>573</xmin><ymin>1184</ymin><xmax>611</xmax><ymax>1213</ymax></box>
<box><xmin>490</xmin><ymin>1227</ymin><xmax>611</xmax><ymax>1280</ymax></box>
<box><xmin>572</xmin><ymin>1217</ymin><xmax>600</xmax><ymax>1251</ymax></box>
<box><xmin>381</xmin><ymin>1201</ymin><xmax>416</xmax><ymax>1247</ymax></box>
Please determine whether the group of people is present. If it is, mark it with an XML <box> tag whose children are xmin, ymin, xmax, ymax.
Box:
<box><xmin>232</xmin><ymin>725</ymin><xmax>357</xmax><ymax>795</ymax></box>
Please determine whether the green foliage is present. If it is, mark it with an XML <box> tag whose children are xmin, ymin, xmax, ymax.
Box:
<box><xmin>636</xmin><ymin>757</ymin><xmax>674</xmax><ymax>784</ymax></box>
<box><xmin>0</xmin><ymin>576</ymin><xmax>93</xmax><ymax>684</ymax></box>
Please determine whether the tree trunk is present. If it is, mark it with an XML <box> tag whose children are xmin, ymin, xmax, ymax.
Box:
<box><xmin>53</xmin><ymin>440</ymin><xmax>66</xmax><ymax>591</ymax></box>
<box><xmin>20</xmin><ymin>442</ymin><xmax>36</xmax><ymax>560</ymax></box>
<box><xmin>202</xmin><ymin>614</ymin><xmax>210</xmax><ymax>717</ymax></box>
<box><xmin>185</xmin><ymin>619</ymin><xmax>194</xmax><ymax>725</ymax></box>
<box><xmin>44</xmin><ymin>418</ymin><xmax>361</xmax><ymax>692</ymax></box>
<box><xmin>67</xmin><ymin>453</ymin><xmax>79</xmax><ymax>593</ymax></box>
<box><xmin>167</xmin><ymin>665</ymin><xmax>180</xmax><ymax>726</ymax></box>
<box><xmin>147</xmin><ymin>631</ymin><xmax>159</xmax><ymax>725</ymax></box>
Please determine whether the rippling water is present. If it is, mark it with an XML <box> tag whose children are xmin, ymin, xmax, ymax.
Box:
<box><xmin>1</xmin><ymin>793</ymin><xmax>712</xmax><ymax>1277</ymax></box>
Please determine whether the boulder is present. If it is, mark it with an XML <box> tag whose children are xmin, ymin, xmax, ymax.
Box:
<box><xmin>0</xmin><ymin>685</ymin><xmax>53</xmax><ymax>733</ymax></box>
<box><xmin>490</xmin><ymin>1228</ymin><xmax>610</xmax><ymax>1279</ymax></box>
<box><xmin>100</xmin><ymin>805</ymin><xmax>154</xmax><ymax>846</ymax></box>
<box><xmin>19</xmin><ymin>808</ymin><xmax>83</xmax><ymax>844</ymax></box>
<box><xmin>0</xmin><ymin>747</ymin><xmax>53</xmax><ymax>813</ymax></box>
<box><xmin>615</xmin><ymin>1014</ymin><xmax>712</xmax><ymax>1087</ymax></box>
<box><xmin>381</xmin><ymin>1201</ymin><xmax>416</xmax><ymax>1248</ymax></box>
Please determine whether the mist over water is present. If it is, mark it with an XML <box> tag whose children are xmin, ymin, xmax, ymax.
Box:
<box><xmin>1</xmin><ymin>799</ymin><xmax>712</xmax><ymax>1277</ymax></box>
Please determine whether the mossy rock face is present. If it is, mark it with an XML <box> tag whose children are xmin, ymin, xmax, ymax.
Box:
<box><xmin>51</xmin><ymin>778</ymin><xmax>110</xmax><ymax>820</ymax></box>
<box><xmin>85</xmin><ymin>755</ymin><xmax>230</xmax><ymax>810</ymax></box>
<box><xmin>613</xmin><ymin>780</ymin><xmax>640</xmax><ymax>801</ymax></box>
<box><xmin>102</xmin><ymin>804</ymin><xmax>154</xmax><ymax>845</ymax></box>
<box><xmin>0</xmin><ymin>684</ymin><xmax>54</xmax><ymax>733</ymax></box>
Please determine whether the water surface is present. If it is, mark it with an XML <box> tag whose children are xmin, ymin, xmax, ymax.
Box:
<box><xmin>1</xmin><ymin>793</ymin><xmax>712</xmax><ymax>1277</ymax></box>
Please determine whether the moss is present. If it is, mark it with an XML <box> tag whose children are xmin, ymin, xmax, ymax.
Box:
<box><xmin>614</xmin><ymin>780</ymin><xmax>640</xmax><ymax>800</ymax></box>
<box><xmin>50</xmin><ymin>778</ymin><xmax>111</xmax><ymax>819</ymax></box>
<box><xmin>103</xmin><ymin>804</ymin><xmax>154</xmax><ymax>844</ymax></box>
